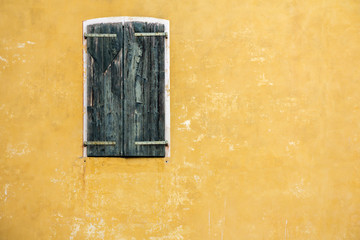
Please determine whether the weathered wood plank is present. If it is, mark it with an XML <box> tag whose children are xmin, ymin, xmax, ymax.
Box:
<box><xmin>87</xmin><ymin>47</ymin><xmax>97</xmax><ymax>156</ymax></box>
<box><xmin>94</xmin><ymin>24</ymin><xmax>106</xmax><ymax>156</ymax></box>
<box><xmin>103</xmin><ymin>23</ymin><xmax>117</xmax><ymax>156</ymax></box>
<box><xmin>124</xmin><ymin>22</ymin><xmax>138</xmax><ymax>156</ymax></box>
<box><xmin>135</xmin><ymin>22</ymin><xmax>146</xmax><ymax>156</ymax></box>
<box><xmin>157</xmin><ymin>23</ymin><xmax>166</xmax><ymax>157</ymax></box>
<box><xmin>142</xmin><ymin>24</ymin><xmax>151</xmax><ymax>157</ymax></box>
<box><xmin>150</xmin><ymin>23</ymin><xmax>159</xmax><ymax>157</ymax></box>
<box><xmin>110</xmin><ymin>23</ymin><xmax>124</xmax><ymax>156</ymax></box>
<box><xmin>87</xmin><ymin>24</ymin><xmax>105</xmax><ymax>156</ymax></box>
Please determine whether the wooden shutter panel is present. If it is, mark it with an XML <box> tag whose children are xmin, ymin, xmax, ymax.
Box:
<box><xmin>123</xmin><ymin>22</ymin><xmax>166</xmax><ymax>157</ymax></box>
<box><xmin>86</xmin><ymin>23</ymin><xmax>124</xmax><ymax>157</ymax></box>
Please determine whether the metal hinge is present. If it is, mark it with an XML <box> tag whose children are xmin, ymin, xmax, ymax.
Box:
<box><xmin>135</xmin><ymin>141</ymin><xmax>168</xmax><ymax>145</ymax></box>
<box><xmin>84</xmin><ymin>141</ymin><xmax>116</xmax><ymax>146</ymax></box>
<box><xmin>134</xmin><ymin>32</ymin><xmax>168</xmax><ymax>38</ymax></box>
<box><xmin>84</xmin><ymin>33</ymin><xmax>117</xmax><ymax>38</ymax></box>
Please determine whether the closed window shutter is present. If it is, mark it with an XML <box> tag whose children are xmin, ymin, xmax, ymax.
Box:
<box><xmin>86</xmin><ymin>21</ymin><xmax>166</xmax><ymax>157</ymax></box>
<box><xmin>86</xmin><ymin>23</ymin><xmax>124</xmax><ymax>157</ymax></box>
<box><xmin>124</xmin><ymin>22</ymin><xmax>166</xmax><ymax>157</ymax></box>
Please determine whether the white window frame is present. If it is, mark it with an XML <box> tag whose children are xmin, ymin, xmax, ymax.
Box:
<box><xmin>82</xmin><ymin>17</ymin><xmax>170</xmax><ymax>157</ymax></box>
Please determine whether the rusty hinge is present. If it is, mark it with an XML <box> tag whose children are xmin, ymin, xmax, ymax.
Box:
<box><xmin>84</xmin><ymin>141</ymin><xmax>116</xmax><ymax>146</ymax></box>
<box><xmin>135</xmin><ymin>141</ymin><xmax>168</xmax><ymax>145</ymax></box>
<box><xmin>134</xmin><ymin>32</ymin><xmax>168</xmax><ymax>38</ymax></box>
<box><xmin>84</xmin><ymin>33</ymin><xmax>117</xmax><ymax>38</ymax></box>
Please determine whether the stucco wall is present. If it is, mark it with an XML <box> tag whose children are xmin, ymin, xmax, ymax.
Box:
<box><xmin>1</xmin><ymin>0</ymin><xmax>360</xmax><ymax>239</ymax></box>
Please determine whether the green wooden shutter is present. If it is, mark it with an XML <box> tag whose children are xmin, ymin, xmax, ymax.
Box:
<box><xmin>86</xmin><ymin>23</ymin><xmax>124</xmax><ymax>157</ymax></box>
<box><xmin>123</xmin><ymin>22</ymin><xmax>166</xmax><ymax>157</ymax></box>
<box><xmin>86</xmin><ymin>21</ymin><xmax>166</xmax><ymax>157</ymax></box>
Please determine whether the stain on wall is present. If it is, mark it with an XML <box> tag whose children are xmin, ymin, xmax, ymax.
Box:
<box><xmin>0</xmin><ymin>0</ymin><xmax>360</xmax><ymax>239</ymax></box>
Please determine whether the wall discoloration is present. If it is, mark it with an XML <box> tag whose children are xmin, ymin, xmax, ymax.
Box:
<box><xmin>1</xmin><ymin>0</ymin><xmax>360</xmax><ymax>239</ymax></box>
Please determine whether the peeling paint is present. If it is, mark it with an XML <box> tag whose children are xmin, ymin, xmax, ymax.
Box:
<box><xmin>0</xmin><ymin>56</ymin><xmax>8</xmax><ymax>63</ymax></box>
<box><xmin>257</xmin><ymin>73</ymin><xmax>273</xmax><ymax>86</ymax></box>
<box><xmin>179</xmin><ymin>120</ymin><xmax>191</xmax><ymax>131</ymax></box>
<box><xmin>4</xmin><ymin>184</ymin><xmax>9</xmax><ymax>202</ymax></box>
<box><xmin>86</xmin><ymin>218</ymin><xmax>105</xmax><ymax>239</ymax></box>
<box><xmin>6</xmin><ymin>143</ymin><xmax>31</xmax><ymax>157</ymax></box>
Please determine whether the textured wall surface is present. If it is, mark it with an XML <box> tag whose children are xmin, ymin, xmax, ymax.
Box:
<box><xmin>1</xmin><ymin>0</ymin><xmax>360</xmax><ymax>239</ymax></box>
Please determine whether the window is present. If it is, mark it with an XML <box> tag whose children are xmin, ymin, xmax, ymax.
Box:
<box><xmin>82</xmin><ymin>17</ymin><xmax>170</xmax><ymax>157</ymax></box>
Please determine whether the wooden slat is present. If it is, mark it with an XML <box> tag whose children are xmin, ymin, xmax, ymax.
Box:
<box><xmin>149</xmin><ymin>23</ymin><xmax>159</xmax><ymax>156</ymax></box>
<box><xmin>124</xmin><ymin>22</ymin><xmax>136</xmax><ymax>156</ymax></box>
<box><xmin>157</xmin><ymin>23</ymin><xmax>166</xmax><ymax>156</ymax></box>
<box><xmin>110</xmin><ymin>23</ymin><xmax>124</xmax><ymax>156</ymax></box>
<box><xmin>142</xmin><ymin>24</ymin><xmax>151</xmax><ymax>157</ymax></box>
<box><xmin>89</xmin><ymin>24</ymin><xmax>105</xmax><ymax>156</ymax></box>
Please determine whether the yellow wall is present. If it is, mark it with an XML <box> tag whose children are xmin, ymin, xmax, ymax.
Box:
<box><xmin>1</xmin><ymin>0</ymin><xmax>360</xmax><ymax>239</ymax></box>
